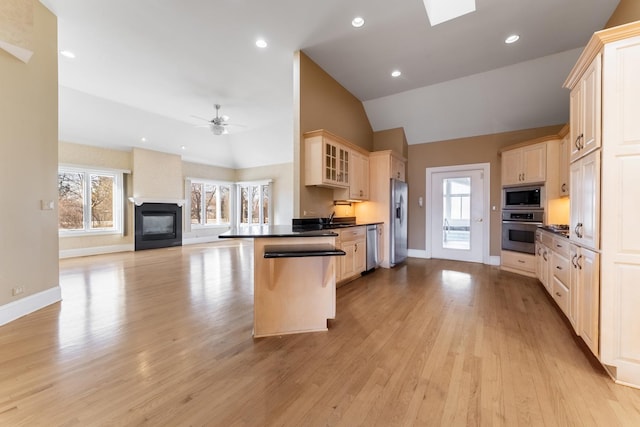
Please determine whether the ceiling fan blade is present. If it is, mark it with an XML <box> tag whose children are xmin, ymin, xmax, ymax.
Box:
<box><xmin>190</xmin><ymin>114</ymin><xmax>212</xmax><ymax>123</ymax></box>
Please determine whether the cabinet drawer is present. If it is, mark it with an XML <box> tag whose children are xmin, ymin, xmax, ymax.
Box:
<box><xmin>552</xmin><ymin>252</ymin><xmax>570</xmax><ymax>285</ymax></box>
<box><xmin>339</xmin><ymin>226</ymin><xmax>365</xmax><ymax>241</ymax></box>
<box><xmin>552</xmin><ymin>237</ymin><xmax>570</xmax><ymax>257</ymax></box>
<box><xmin>541</xmin><ymin>232</ymin><xmax>554</xmax><ymax>247</ymax></box>
<box><xmin>501</xmin><ymin>250</ymin><xmax>535</xmax><ymax>272</ymax></box>
<box><xmin>552</xmin><ymin>278</ymin><xmax>570</xmax><ymax>317</ymax></box>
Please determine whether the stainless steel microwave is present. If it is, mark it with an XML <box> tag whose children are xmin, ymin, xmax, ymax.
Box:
<box><xmin>502</xmin><ymin>185</ymin><xmax>543</xmax><ymax>210</ymax></box>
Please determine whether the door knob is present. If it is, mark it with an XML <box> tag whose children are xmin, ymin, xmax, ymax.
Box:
<box><xmin>475</xmin><ymin>218</ymin><xmax>483</xmax><ymax>222</ymax></box>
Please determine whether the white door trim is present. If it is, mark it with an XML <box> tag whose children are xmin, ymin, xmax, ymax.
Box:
<box><xmin>425</xmin><ymin>163</ymin><xmax>491</xmax><ymax>264</ymax></box>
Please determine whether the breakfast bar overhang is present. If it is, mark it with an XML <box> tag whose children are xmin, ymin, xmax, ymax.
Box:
<box><xmin>219</xmin><ymin>226</ymin><xmax>345</xmax><ymax>338</ymax></box>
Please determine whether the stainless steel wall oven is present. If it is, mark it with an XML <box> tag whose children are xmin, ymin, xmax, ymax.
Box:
<box><xmin>501</xmin><ymin>210</ymin><xmax>543</xmax><ymax>254</ymax></box>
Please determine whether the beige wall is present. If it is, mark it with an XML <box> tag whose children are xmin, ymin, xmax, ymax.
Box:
<box><xmin>132</xmin><ymin>148</ymin><xmax>183</xmax><ymax>200</ymax></box>
<box><xmin>0</xmin><ymin>2</ymin><xmax>58</xmax><ymax>306</ymax></box>
<box><xmin>606</xmin><ymin>0</ymin><xmax>640</xmax><ymax>28</ymax></box>
<box><xmin>407</xmin><ymin>125</ymin><xmax>563</xmax><ymax>255</ymax></box>
<box><xmin>296</xmin><ymin>51</ymin><xmax>373</xmax><ymax>218</ymax></box>
<box><xmin>373</xmin><ymin>128</ymin><xmax>409</xmax><ymax>159</ymax></box>
<box><xmin>237</xmin><ymin>163</ymin><xmax>294</xmax><ymax>226</ymax></box>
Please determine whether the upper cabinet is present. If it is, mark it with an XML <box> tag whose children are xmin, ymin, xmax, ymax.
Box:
<box><xmin>569</xmin><ymin>55</ymin><xmax>601</xmax><ymax>163</ymax></box>
<box><xmin>559</xmin><ymin>129</ymin><xmax>571</xmax><ymax>196</ymax></box>
<box><xmin>501</xmin><ymin>142</ymin><xmax>546</xmax><ymax>186</ymax></box>
<box><xmin>304</xmin><ymin>130</ymin><xmax>350</xmax><ymax>188</ymax></box>
<box><xmin>349</xmin><ymin>150</ymin><xmax>369</xmax><ymax>200</ymax></box>
<box><xmin>391</xmin><ymin>156</ymin><xmax>406</xmax><ymax>182</ymax></box>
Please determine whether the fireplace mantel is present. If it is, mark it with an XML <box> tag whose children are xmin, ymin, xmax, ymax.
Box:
<box><xmin>128</xmin><ymin>197</ymin><xmax>185</xmax><ymax>207</ymax></box>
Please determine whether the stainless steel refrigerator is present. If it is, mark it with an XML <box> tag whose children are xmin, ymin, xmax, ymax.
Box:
<box><xmin>390</xmin><ymin>178</ymin><xmax>408</xmax><ymax>266</ymax></box>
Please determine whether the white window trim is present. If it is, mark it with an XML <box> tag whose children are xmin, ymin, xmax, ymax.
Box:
<box><xmin>236</xmin><ymin>180</ymin><xmax>272</xmax><ymax>227</ymax></box>
<box><xmin>58</xmin><ymin>165</ymin><xmax>126</xmax><ymax>237</ymax></box>
<box><xmin>188</xmin><ymin>178</ymin><xmax>233</xmax><ymax>227</ymax></box>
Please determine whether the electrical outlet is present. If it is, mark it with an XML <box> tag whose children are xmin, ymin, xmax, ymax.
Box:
<box><xmin>12</xmin><ymin>286</ymin><xmax>24</xmax><ymax>296</ymax></box>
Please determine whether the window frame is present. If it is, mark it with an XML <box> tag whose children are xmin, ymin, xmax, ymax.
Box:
<box><xmin>58</xmin><ymin>165</ymin><xmax>125</xmax><ymax>236</ymax></box>
<box><xmin>236</xmin><ymin>180</ymin><xmax>272</xmax><ymax>226</ymax></box>
<box><xmin>188</xmin><ymin>179</ymin><xmax>233</xmax><ymax>228</ymax></box>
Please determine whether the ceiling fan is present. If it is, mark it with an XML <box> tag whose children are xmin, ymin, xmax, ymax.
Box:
<box><xmin>193</xmin><ymin>104</ymin><xmax>232</xmax><ymax>135</ymax></box>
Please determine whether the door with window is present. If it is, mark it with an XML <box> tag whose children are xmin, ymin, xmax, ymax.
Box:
<box><xmin>428</xmin><ymin>167</ymin><xmax>486</xmax><ymax>263</ymax></box>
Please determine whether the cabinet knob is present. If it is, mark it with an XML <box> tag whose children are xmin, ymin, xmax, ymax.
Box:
<box><xmin>555</xmin><ymin>292</ymin><xmax>562</xmax><ymax>297</ymax></box>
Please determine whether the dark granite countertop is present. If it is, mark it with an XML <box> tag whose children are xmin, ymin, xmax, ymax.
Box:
<box><xmin>537</xmin><ymin>225</ymin><xmax>570</xmax><ymax>238</ymax></box>
<box><xmin>219</xmin><ymin>225</ymin><xmax>339</xmax><ymax>239</ymax></box>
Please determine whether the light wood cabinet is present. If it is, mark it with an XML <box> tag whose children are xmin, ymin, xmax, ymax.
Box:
<box><xmin>570</xmin><ymin>244</ymin><xmax>599</xmax><ymax>357</ymax></box>
<box><xmin>501</xmin><ymin>250</ymin><xmax>535</xmax><ymax>277</ymax></box>
<box><xmin>569</xmin><ymin>150</ymin><xmax>600</xmax><ymax>250</ymax></box>
<box><xmin>559</xmin><ymin>131</ymin><xmax>570</xmax><ymax>196</ymax></box>
<box><xmin>355</xmin><ymin>150</ymin><xmax>406</xmax><ymax>268</ymax></box>
<box><xmin>535</xmin><ymin>230</ymin><xmax>552</xmax><ymax>292</ymax></box>
<box><xmin>335</xmin><ymin>149</ymin><xmax>369</xmax><ymax>201</ymax></box>
<box><xmin>391</xmin><ymin>156</ymin><xmax>406</xmax><ymax>182</ymax></box>
<box><xmin>501</xmin><ymin>142</ymin><xmax>546</xmax><ymax>186</ymax></box>
<box><xmin>336</xmin><ymin>226</ymin><xmax>366</xmax><ymax>284</ymax></box>
<box><xmin>569</xmin><ymin>55</ymin><xmax>601</xmax><ymax>163</ymax></box>
<box><xmin>304</xmin><ymin>130</ymin><xmax>350</xmax><ymax>188</ymax></box>
<box><xmin>564</xmin><ymin>23</ymin><xmax>640</xmax><ymax>386</ymax></box>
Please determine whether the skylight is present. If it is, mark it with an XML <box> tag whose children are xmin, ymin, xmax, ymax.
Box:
<box><xmin>423</xmin><ymin>0</ymin><xmax>476</xmax><ymax>26</ymax></box>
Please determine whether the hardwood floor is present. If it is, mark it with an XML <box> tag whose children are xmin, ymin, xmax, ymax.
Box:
<box><xmin>1</xmin><ymin>241</ymin><xmax>640</xmax><ymax>426</ymax></box>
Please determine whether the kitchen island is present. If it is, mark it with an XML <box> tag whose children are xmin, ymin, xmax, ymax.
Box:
<box><xmin>219</xmin><ymin>225</ymin><xmax>345</xmax><ymax>338</ymax></box>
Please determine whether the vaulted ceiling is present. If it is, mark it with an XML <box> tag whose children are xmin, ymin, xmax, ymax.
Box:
<box><xmin>40</xmin><ymin>0</ymin><xmax>619</xmax><ymax>168</ymax></box>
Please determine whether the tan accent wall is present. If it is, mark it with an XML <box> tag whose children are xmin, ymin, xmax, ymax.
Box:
<box><xmin>296</xmin><ymin>51</ymin><xmax>373</xmax><ymax>218</ymax></box>
<box><xmin>0</xmin><ymin>2</ymin><xmax>58</xmax><ymax>305</ymax></box>
<box><xmin>373</xmin><ymin>128</ymin><xmax>409</xmax><ymax>158</ymax></box>
<box><xmin>183</xmin><ymin>161</ymin><xmax>236</xmax><ymax>182</ymax></box>
<box><xmin>132</xmin><ymin>148</ymin><xmax>183</xmax><ymax>200</ymax></box>
<box><xmin>605</xmin><ymin>0</ymin><xmax>640</xmax><ymax>28</ymax></box>
<box><xmin>0</xmin><ymin>0</ymin><xmax>34</xmax><ymax>62</ymax></box>
<box><xmin>237</xmin><ymin>163</ymin><xmax>294</xmax><ymax>225</ymax></box>
<box><xmin>407</xmin><ymin>125</ymin><xmax>563</xmax><ymax>255</ymax></box>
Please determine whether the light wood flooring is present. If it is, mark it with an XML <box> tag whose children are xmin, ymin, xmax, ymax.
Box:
<box><xmin>1</xmin><ymin>241</ymin><xmax>640</xmax><ymax>426</ymax></box>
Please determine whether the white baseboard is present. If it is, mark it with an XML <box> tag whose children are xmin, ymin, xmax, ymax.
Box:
<box><xmin>0</xmin><ymin>286</ymin><xmax>62</xmax><ymax>326</ymax></box>
<box><xmin>59</xmin><ymin>244</ymin><xmax>134</xmax><ymax>259</ymax></box>
<box><xmin>407</xmin><ymin>249</ymin><xmax>429</xmax><ymax>259</ymax></box>
<box><xmin>488</xmin><ymin>255</ymin><xmax>501</xmax><ymax>266</ymax></box>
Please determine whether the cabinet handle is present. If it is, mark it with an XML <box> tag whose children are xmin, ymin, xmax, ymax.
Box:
<box><xmin>543</xmin><ymin>251</ymin><xmax>547</xmax><ymax>261</ymax></box>
<box><xmin>575</xmin><ymin>133</ymin><xmax>584</xmax><ymax>150</ymax></box>
<box><xmin>561</xmin><ymin>183</ymin><xmax>567</xmax><ymax>192</ymax></box>
<box><xmin>574</xmin><ymin>223</ymin><xmax>583</xmax><ymax>238</ymax></box>
<box><xmin>556</xmin><ymin>266</ymin><xmax>562</xmax><ymax>270</ymax></box>
<box><xmin>576</xmin><ymin>255</ymin><xmax>583</xmax><ymax>270</ymax></box>
<box><xmin>518</xmin><ymin>260</ymin><xmax>525</xmax><ymax>264</ymax></box>
<box><xmin>571</xmin><ymin>254</ymin><xmax>578</xmax><ymax>268</ymax></box>
<box><xmin>355</xmin><ymin>243</ymin><xmax>358</xmax><ymax>252</ymax></box>
<box><xmin>555</xmin><ymin>292</ymin><xmax>562</xmax><ymax>297</ymax></box>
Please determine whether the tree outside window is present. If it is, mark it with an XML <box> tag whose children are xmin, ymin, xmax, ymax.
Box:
<box><xmin>190</xmin><ymin>181</ymin><xmax>231</xmax><ymax>226</ymax></box>
<box><xmin>58</xmin><ymin>167</ymin><xmax>121</xmax><ymax>233</ymax></box>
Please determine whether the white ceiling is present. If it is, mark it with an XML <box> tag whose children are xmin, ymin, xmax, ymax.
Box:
<box><xmin>39</xmin><ymin>0</ymin><xmax>619</xmax><ymax>169</ymax></box>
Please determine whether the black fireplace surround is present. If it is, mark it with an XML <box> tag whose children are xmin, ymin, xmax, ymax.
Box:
<box><xmin>135</xmin><ymin>203</ymin><xmax>182</xmax><ymax>250</ymax></box>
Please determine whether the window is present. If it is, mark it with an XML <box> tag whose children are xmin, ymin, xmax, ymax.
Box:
<box><xmin>238</xmin><ymin>182</ymin><xmax>270</xmax><ymax>225</ymax></box>
<box><xmin>190</xmin><ymin>180</ymin><xmax>231</xmax><ymax>226</ymax></box>
<box><xmin>58</xmin><ymin>166</ymin><xmax>124</xmax><ymax>234</ymax></box>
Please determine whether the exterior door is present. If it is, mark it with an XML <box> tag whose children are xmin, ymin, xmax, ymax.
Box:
<box><xmin>429</xmin><ymin>168</ymin><xmax>485</xmax><ymax>263</ymax></box>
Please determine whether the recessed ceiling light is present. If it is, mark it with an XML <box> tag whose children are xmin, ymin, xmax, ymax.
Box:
<box><xmin>352</xmin><ymin>17</ymin><xmax>365</xmax><ymax>28</ymax></box>
<box><xmin>181</xmin><ymin>145</ymin><xmax>186</xmax><ymax>150</ymax></box>
<box><xmin>60</xmin><ymin>50</ymin><xmax>76</xmax><ymax>59</ymax></box>
<box><xmin>140</xmin><ymin>137</ymin><xmax>147</xmax><ymax>142</ymax></box>
<box><xmin>256</xmin><ymin>39</ymin><xmax>268</xmax><ymax>48</ymax></box>
<box><xmin>391</xmin><ymin>70</ymin><xmax>402</xmax><ymax>78</ymax></box>
<box><xmin>505</xmin><ymin>34</ymin><xmax>520</xmax><ymax>44</ymax></box>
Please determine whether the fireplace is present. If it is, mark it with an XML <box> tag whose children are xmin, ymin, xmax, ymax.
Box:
<box><xmin>134</xmin><ymin>203</ymin><xmax>182</xmax><ymax>250</ymax></box>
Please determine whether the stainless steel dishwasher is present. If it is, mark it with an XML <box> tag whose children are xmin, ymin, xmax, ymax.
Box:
<box><xmin>365</xmin><ymin>224</ymin><xmax>378</xmax><ymax>272</ymax></box>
